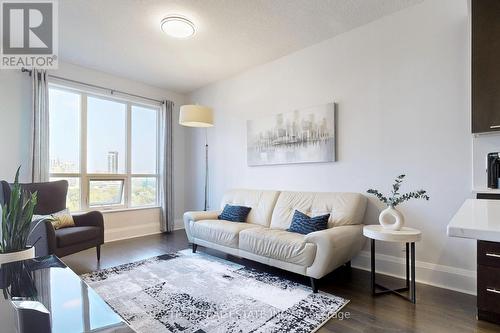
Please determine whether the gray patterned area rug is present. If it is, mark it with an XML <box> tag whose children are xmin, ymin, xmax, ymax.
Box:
<box><xmin>81</xmin><ymin>249</ymin><xmax>348</xmax><ymax>333</ymax></box>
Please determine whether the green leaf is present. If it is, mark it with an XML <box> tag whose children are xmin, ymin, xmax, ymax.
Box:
<box><xmin>1</xmin><ymin>166</ymin><xmax>37</xmax><ymax>253</ymax></box>
<box><xmin>367</xmin><ymin>174</ymin><xmax>429</xmax><ymax>207</ymax></box>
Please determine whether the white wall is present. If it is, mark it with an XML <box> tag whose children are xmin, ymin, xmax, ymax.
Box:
<box><xmin>187</xmin><ymin>0</ymin><xmax>476</xmax><ymax>293</ymax></box>
<box><xmin>0</xmin><ymin>62</ymin><xmax>187</xmax><ymax>241</ymax></box>
<box><xmin>0</xmin><ymin>70</ymin><xmax>32</xmax><ymax>181</ymax></box>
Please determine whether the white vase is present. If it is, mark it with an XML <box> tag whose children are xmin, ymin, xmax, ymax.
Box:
<box><xmin>379</xmin><ymin>205</ymin><xmax>405</xmax><ymax>231</ymax></box>
<box><xmin>0</xmin><ymin>247</ymin><xmax>35</xmax><ymax>265</ymax></box>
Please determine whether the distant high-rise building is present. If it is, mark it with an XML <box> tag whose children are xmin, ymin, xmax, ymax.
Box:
<box><xmin>108</xmin><ymin>151</ymin><xmax>118</xmax><ymax>173</ymax></box>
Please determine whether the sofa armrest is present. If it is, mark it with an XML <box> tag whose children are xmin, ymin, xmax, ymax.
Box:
<box><xmin>305</xmin><ymin>224</ymin><xmax>366</xmax><ymax>279</ymax></box>
<box><xmin>73</xmin><ymin>211</ymin><xmax>105</xmax><ymax>244</ymax></box>
<box><xmin>183</xmin><ymin>210</ymin><xmax>220</xmax><ymax>222</ymax></box>
<box><xmin>73</xmin><ymin>211</ymin><xmax>104</xmax><ymax>228</ymax></box>
<box><xmin>183</xmin><ymin>210</ymin><xmax>220</xmax><ymax>242</ymax></box>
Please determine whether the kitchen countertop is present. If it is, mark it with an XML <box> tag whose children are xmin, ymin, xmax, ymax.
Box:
<box><xmin>447</xmin><ymin>199</ymin><xmax>500</xmax><ymax>242</ymax></box>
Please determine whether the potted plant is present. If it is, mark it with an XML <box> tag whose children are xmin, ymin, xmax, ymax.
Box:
<box><xmin>367</xmin><ymin>174</ymin><xmax>429</xmax><ymax>231</ymax></box>
<box><xmin>0</xmin><ymin>168</ymin><xmax>38</xmax><ymax>265</ymax></box>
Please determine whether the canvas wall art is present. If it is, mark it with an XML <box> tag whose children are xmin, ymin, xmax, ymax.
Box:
<box><xmin>247</xmin><ymin>103</ymin><xmax>336</xmax><ymax>166</ymax></box>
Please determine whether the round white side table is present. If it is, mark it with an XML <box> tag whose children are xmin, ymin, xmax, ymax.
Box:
<box><xmin>363</xmin><ymin>225</ymin><xmax>422</xmax><ymax>304</ymax></box>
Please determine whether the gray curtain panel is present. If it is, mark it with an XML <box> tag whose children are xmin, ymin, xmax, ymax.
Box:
<box><xmin>159</xmin><ymin>100</ymin><xmax>175</xmax><ymax>232</ymax></box>
<box><xmin>31</xmin><ymin>69</ymin><xmax>50</xmax><ymax>182</ymax></box>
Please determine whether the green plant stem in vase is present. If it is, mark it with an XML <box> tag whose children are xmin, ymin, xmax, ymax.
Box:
<box><xmin>367</xmin><ymin>174</ymin><xmax>429</xmax><ymax>231</ymax></box>
<box><xmin>0</xmin><ymin>167</ymin><xmax>39</xmax><ymax>264</ymax></box>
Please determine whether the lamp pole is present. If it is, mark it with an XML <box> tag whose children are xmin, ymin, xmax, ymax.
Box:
<box><xmin>204</xmin><ymin>128</ymin><xmax>209</xmax><ymax>211</ymax></box>
<box><xmin>178</xmin><ymin>104</ymin><xmax>214</xmax><ymax>212</ymax></box>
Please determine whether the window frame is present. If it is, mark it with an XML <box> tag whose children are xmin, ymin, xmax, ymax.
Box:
<box><xmin>48</xmin><ymin>82</ymin><xmax>161</xmax><ymax>212</ymax></box>
<box><xmin>88</xmin><ymin>178</ymin><xmax>126</xmax><ymax>208</ymax></box>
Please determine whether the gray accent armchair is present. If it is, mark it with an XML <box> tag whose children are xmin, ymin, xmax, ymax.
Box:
<box><xmin>0</xmin><ymin>180</ymin><xmax>104</xmax><ymax>260</ymax></box>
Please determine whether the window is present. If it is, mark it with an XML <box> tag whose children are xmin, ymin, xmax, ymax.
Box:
<box><xmin>131</xmin><ymin>105</ymin><xmax>158</xmax><ymax>207</ymax></box>
<box><xmin>89</xmin><ymin>180</ymin><xmax>125</xmax><ymax>207</ymax></box>
<box><xmin>87</xmin><ymin>97</ymin><xmax>127</xmax><ymax>174</ymax></box>
<box><xmin>48</xmin><ymin>85</ymin><xmax>160</xmax><ymax>211</ymax></box>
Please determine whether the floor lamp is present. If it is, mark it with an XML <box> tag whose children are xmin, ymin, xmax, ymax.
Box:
<box><xmin>179</xmin><ymin>104</ymin><xmax>214</xmax><ymax>211</ymax></box>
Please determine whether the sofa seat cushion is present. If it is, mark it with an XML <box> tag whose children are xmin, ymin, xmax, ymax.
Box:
<box><xmin>191</xmin><ymin>220</ymin><xmax>263</xmax><ymax>248</ymax></box>
<box><xmin>239</xmin><ymin>228</ymin><xmax>317</xmax><ymax>267</ymax></box>
<box><xmin>56</xmin><ymin>226</ymin><xmax>100</xmax><ymax>248</ymax></box>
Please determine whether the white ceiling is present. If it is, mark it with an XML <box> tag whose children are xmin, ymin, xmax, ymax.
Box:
<box><xmin>59</xmin><ymin>0</ymin><xmax>423</xmax><ymax>94</ymax></box>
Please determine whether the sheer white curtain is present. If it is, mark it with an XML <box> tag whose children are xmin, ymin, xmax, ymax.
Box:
<box><xmin>159</xmin><ymin>100</ymin><xmax>174</xmax><ymax>232</ymax></box>
<box><xmin>30</xmin><ymin>69</ymin><xmax>50</xmax><ymax>182</ymax></box>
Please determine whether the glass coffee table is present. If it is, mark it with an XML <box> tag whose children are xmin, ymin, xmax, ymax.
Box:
<box><xmin>0</xmin><ymin>255</ymin><xmax>134</xmax><ymax>333</ymax></box>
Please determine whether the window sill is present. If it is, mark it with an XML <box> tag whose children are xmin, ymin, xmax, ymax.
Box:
<box><xmin>74</xmin><ymin>206</ymin><xmax>160</xmax><ymax>215</ymax></box>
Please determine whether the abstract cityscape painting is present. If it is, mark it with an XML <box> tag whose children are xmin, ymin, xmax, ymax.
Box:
<box><xmin>247</xmin><ymin>103</ymin><xmax>336</xmax><ymax>166</ymax></box>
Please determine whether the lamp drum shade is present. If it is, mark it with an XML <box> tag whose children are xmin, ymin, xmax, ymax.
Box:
<box><xmin>179</xmin><ymin>105</ymin><xmax>214</xmax><ymax>127</ymax></box>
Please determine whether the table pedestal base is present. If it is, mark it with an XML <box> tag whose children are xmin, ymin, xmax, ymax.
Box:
<box><xmin>370</xmin><ymin>240</ymin><xmax>416</xmax><ymax>304</ymax></box>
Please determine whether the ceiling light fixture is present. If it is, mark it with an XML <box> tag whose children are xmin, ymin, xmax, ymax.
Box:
<box><xmin>161</xmin><ymin>16</ymin><xmax>196</xmax><ymax>39</ymax></box>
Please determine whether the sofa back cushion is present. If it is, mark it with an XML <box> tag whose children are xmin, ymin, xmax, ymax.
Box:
<box><xmin>270</xmin><ymin>191</ymin><xmax>367</xmax><ymax>230</ymax></box>
<box><xmin>1</xmin><ymin>180</ymin><xmax>68</xmax><ymax>215</ymax></box>
<box><xmin>221</xmin><ymin>189</ymin><xmax>280</xmax><ymax>227</ymax></box>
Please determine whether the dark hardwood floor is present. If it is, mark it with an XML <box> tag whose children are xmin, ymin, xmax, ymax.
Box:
<box><xmin>63</xmin><ymin>230</ymin><xmax>500</xmax><ymax>333</ymax></box>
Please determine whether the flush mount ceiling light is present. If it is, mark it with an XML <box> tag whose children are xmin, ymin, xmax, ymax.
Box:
<box><xmin>161</xmin><ymin>16</ymin><xmax>196</xmax><ymax>39</ymax></box>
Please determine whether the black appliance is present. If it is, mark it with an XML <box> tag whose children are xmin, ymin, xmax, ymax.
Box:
<box><xmin>487</xmin><ymin>152</ymin><xmax>500</xmax><ymax>189</ymax></box>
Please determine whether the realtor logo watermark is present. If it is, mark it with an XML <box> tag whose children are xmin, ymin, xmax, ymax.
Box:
<box><xmin>1</xmin><ymin>0</ymin><xmax>58</xmax><ymax>69</ymax></box>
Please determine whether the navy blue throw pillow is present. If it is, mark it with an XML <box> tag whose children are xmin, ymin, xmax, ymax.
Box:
<box><xmin>218</xmin><ymin>204</ymin><xmax>252</xmax><ymax>222</ymax></box>
<box><xmin>287</xmin><ymin>210</ymin><xmax>330</xmax><ymax>235</ymax></box>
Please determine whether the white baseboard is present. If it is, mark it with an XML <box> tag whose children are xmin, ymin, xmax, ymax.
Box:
<box><xmin>352</xmin><ymin>250</ymin><xmax>477</xmax><ymax>295</ymax></box>
<box><xmin>105</xmin><ymin>222</ymin><xmax>162</xmax><ymax>243</ymax></box>
<box><xmin>105</xmin><ymin>219</ymin><xmax>184</xmax><ymax>243</ymax></box>
<box><xmin>174</xmin><ymin>219</ymin><xmax>185</xmax><ymax>230</ymax></box>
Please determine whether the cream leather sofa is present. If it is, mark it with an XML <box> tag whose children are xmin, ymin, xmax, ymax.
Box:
<box><xmin>183</xmin><ymin>189</ymin><xmax>367</xmax><ymax>292</ymax></box>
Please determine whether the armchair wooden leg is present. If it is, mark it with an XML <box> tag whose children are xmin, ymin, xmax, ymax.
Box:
<box><xmin>310</xmin><ymin>277</ymin><xmax>318</xmax><ymax>293</ymax></box>
<box><xmin>192</xmin><ymin>244</ymin><xmax>198</xmax><ymax>253</ymax></box>
<box><xmin>96</xmin><ymin>245</ymin><xmax>101</xmax><ymax>261</ymax></box>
